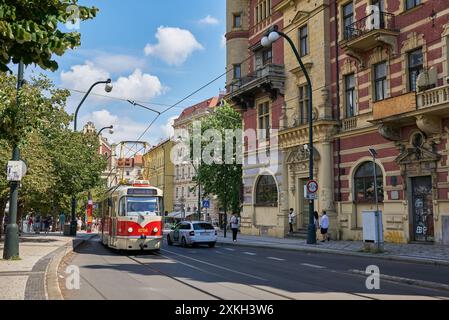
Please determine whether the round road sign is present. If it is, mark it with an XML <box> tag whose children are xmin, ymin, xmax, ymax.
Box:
<box><xmin>306</xmin><ymin>180</ymin><xmax>319</xmax><ymax>194</ymax></box>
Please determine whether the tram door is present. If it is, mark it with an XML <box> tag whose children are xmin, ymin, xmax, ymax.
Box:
<box><xmin>110</xmin><ymin>196</ymin><xmax>118</xmax><ymax>247</ymax></box>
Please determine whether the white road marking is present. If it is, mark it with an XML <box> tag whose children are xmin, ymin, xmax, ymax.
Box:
<box><xmin>243</xmin><ymin>252</ymin><xmax>256</xmax><ymax>256</ymax></box>
<box><xmin>214</xmin><ymin>250</ymin><xmax>223</xmax><ymax>254</ymax></box>
<box><xmin>301</xmin><ymin>263</ymin><xmax>326</xmax><ymax>269</ymax></box>
<box><xmin>267</xmin><ymin>257</ymin><xmax>285</xmax><ymax>261</ymax></box>
<box><xmin>224</xmin><ymin>248</ymin><xmax>235</xmax><ymax>251</ymax></box>
<box><xmin>162</xmin><ymin>249</ymin><xmax>268</xmax><ymax>281</ymax></box>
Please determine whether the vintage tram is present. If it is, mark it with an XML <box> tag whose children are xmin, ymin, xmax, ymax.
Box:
<box><xmin>100</xmin><ymin>180</ymin><xmax>163</xmax><ymax>251</ymax></box>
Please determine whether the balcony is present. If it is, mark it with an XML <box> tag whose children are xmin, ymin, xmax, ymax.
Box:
<box><xmin>340</xmin><ymin>12</ymin><xmax>399</xmax><ymax>54</ymax></box>
<box><xmin>227</xmin><ymin>64</ymin><xmax>285</xmax><ymax>109</ymax></box>
<box><xmin>372</xmin><ymin>93</ymin><xmax>417</xmax><ymax>121</ymax></box>
<box><xmin>417</xmin><ymin>84</ymin><xmax>449</xmax><ymax>110</ymax></box>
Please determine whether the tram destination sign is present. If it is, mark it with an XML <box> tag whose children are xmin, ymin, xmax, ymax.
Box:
<box><xmin>127</xmin><ymin>189</ymin><xmax>158</xmax><ymax>195</ymax></box>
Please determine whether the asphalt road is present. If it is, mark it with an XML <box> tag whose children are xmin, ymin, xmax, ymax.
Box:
<box><xmin>59</xmin><ymin>236</ymin><xmax>449</xmax><ymax>300</ymax></box>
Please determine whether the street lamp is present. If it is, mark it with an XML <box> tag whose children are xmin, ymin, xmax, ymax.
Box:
<box><xmin>70</xmin><ymin>79</ymin><xmax>113</xmax><ymax>237</ymax></box>
<box><xmin>97</xmin><ymin>125</ymin><xmax>114</xmax><ymax>137</ymax></box>
<box><xmin>261</xmin><ymin>25</ymin><xmax>316</xmax><ymax>245</ymax></box>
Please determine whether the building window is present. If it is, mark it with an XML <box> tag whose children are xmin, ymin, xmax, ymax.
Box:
<box><xmin>126</xmin><ymin>171</ymin><xmax>130</xmax><ymax>176</ymax></box>
<box><xmin>345</xmin><ymin>74</ymin><xmax>356</xmax><ymax>117</ymax></box>
<box><xmin>299</xmin><ymin>25</ymin><xmax>308</xmax><ymax>57</ymax></box>
<box><xmin>182</xmin><ymin>187</ymin><xmax>184</xmax><ymax>197</ymax></box>
<box><xmin>262</xmin><ymin>48</ymin><xmax>272</xmax><ymax>65</ymax></box>
<box><xmin>343</xmin><ymin>2</ymin><xmax>354</xmax><ymax>40</ymax></box>
<box><xmin>233</xmin><ymin>64</ymin><xmax>241</xmax><ymax>79</ymax></box>
<box><xmin>408</xmin><ymin>48</ymin><xmax>423</xmax><ymax>92</ymax></box>
<box><xmin>374</xmin><ymin>62</ymin><xmax>387</xmax><ymax>101</ymax></box>
<box><xmin>258</xmin><ymin>102</ymin><xmax>270</xmax><ymax>140</ymax></box>
<box><xmin>255</xmin><ymin>175</ymin><xmax>278</xmax><ymax>206</ymax></box>
<box><xmin>176</xmin><ymin>187</ymin><xmax>179</xmax><ymax>198</ymax></box>
<box><xmin>255</xmin><ymin>0</ymin><xmax>271</xmax><ymax>24</ymax></box>
<box><xmin>233</xmin><ymin>13</ymin><xmax>242</xmax><ymax>28</ymax></box>
<box><xmin>182</xmin><ymin>168</ymin><xmax>185</xmax><ymax>179</ymax></box>
<box><xmin>354</xmin><ymin>162</ymin><xmax>384</xmax><ymax>203</ymax></box>
<box><xmin>298</xmin><ymin>85</ymin><xmax>309</xmax><ymax>125</ymax></box>
<box><xmin>405</xmin><ymin>0</ymin><xmax>420</xmax><ymax>10</ymax></box>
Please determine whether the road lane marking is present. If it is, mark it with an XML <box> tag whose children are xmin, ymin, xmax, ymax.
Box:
<box><xmin>243</xmin><ymin>252</ymin><xmax>256</xmax><ymax>256</ymax></box>
<box><xmin>161</xmin><ymin>249</ymin><xmax>268</xmax><ymax>281</ymax></box>
<box><xmin>301</xmin><ymin>263</ymin><xmax>326</xmax><ymax>269</ymax></box>
<box><xmin>214</xmin><ymin>251</ymin><xmax>223</xmax><ymax>254</ymax></box>
<box><xmin>224</xmin><ymin>248</ymin><xmax>235</xmax><ymax>251</ymax></box>
<box><xmin>267</xmin><ymin>257</ymin><xmax>285</xmax><ymax>261</ymax></box>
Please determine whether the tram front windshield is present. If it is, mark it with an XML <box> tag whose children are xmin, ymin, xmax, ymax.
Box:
<box><xmin>126</xmin><ymin>197</ymin><xmax>160</xmax><ymax>216</ymax></box>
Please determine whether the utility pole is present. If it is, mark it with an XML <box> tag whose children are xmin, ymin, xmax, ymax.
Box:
<box><xmin>3</xmin><ymin>61</ymin><xmax>24</xmax><ymax>260</ymax></box>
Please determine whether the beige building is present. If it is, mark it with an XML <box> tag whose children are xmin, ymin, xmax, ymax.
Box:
<box><xmin>143</xmin><ymin>139</ymin><xmax>175</xmax><ymax>214</ymax></box>
<box><xmin>275</xmin><ymin>0</ymin><xmax>338</xmax><ymax>237</ymax></box>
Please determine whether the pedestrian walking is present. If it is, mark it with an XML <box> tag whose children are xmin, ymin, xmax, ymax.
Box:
<box><xmin>27</xmin><ymin>214</ymin><xmax>33</xmax><ymax>233</ymax></box>
<box><xmin>34</xmin><ymin>213</ymin><xmax>41</xmax><ymax>234</ymax></box>
<box><xmin>288</xmin><ymin>208</ymin><xmax>296</xmax><ymax>233</ymax></box>
<box><xmin>320</xmin><ymin>210</ymin><xmax>330</xmax><ymax>242</ymax></box>
<box><xmin>230</xmin><ymin>213</ymin><xmax>239</xmax><ymax>242</ymax></box>
<box><xmin>44</xmin><ymin>216</ymin><xmax>50</xmax><ymax>234</ymax></box>
<box><xmin>313</xmin><ymin>211</ymin><xmax>320</xmax><ymax>241</ymax></box>
<box><xmin>59</xmin><ymin>212</ymin><xmax>66</xmax><ymax>234</ymax></box>
<box><xmin>77</xmin><ymin>216</ymin><xmax>82</xmax><ymax>231</ymax></box>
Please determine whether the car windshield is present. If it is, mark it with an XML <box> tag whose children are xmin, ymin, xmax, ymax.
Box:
<box><xmin>126</xmin><ymin>197</ymin><xmax>159</xmax><ymax>216</ymax></box>
<box><xmin>193</xmin><ymin>223</ymin><xmax>214</xmax><ymax>230</ymax></box>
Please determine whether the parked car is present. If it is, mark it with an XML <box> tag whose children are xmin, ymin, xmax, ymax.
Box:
<box><xmin>167</xmin><ymin>221</ymin><xmax>217</xmax><ymax>248</ymax></box>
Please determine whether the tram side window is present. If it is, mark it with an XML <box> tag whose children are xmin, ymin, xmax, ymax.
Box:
<box><xmin>119</xmin><ymin>198</ymin><xmax>126</xmax><ymax>216</ymax></box>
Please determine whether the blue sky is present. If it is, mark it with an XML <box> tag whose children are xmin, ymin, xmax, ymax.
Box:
<box><xmin>25</xmin><ymin>0</ymin><xmax>226</xmax><ymax>147</ymax></box>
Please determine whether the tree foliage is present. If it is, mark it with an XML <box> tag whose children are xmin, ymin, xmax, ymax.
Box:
<box><xmin>0</xmin><ymin>0</ymin><xmax>98</xmax><ymax>72</ymax></box>
<box><xmin>192</xmin><ymin>103</ymin><xmax>243</xmax><ymax>215</ymax></box>
<box><xmin>0</xmin><ymin>72</ymin><xmax>107</xmax><ymax>223</ymax></box>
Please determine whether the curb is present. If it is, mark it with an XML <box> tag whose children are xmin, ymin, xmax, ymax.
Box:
<box><xmin>348</xmin><ymin>269</ymin><xmax>449</xmax><ymax>293</ymax></box>
<box><xmin>45</xmin><ymin>234</ymin><xmax>98</xmax><ymax>300</ymax></box>
<box><xmin>216</xmin><ymin>240</ymin><xmax>449</xmax><ymax>267</ymax></box>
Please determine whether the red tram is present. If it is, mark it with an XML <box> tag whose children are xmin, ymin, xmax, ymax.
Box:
<box><xmin>100</xmin><ymin>180</ymin><xmax>163</xmax><ymax>251</ymax></box>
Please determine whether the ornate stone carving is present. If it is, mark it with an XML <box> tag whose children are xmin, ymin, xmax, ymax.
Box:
<box><xmin>415</xmin><ymin>115</ymin><xmax>441</xmax><ymax>136</ymax></box>
<box><xmin>286</xmin><ymin>145</ymin><xmax>321</xmax><ymax>164</ymax></box>
<box><xmin>378</xmin><ymin>124</ymin><xmax>401</xmax><ymax>141</ymax></box>
<box><xmin>401</xmin><ymin>32</ymin><xmax>425</xmax><ymax>53</ymax></box>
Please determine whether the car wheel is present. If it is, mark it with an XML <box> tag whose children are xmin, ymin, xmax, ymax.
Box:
<box><xmin>167</xmin><ymin>235</ymin><xmax>173</xmax><ymax>246</ymax></box>
<box><xmin>208</xmin><ymin>242</ymin><xmax>216</xmax><ymax>248</ymax></box>
<box><xmin>181</xmin><ymin>237</ymin><xmax>187</xmax><ymax>248</ymax></box>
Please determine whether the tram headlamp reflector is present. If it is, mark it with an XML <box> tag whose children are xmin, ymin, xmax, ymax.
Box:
<box><xmin>128</xmin><ymin>227</ymin><xmax>133</xmax><ymax>233</ymax></box>
<box><xmin>153</xmin><ymin>227</ymin><xmax>159</xmax><ymax>233</ymax></box>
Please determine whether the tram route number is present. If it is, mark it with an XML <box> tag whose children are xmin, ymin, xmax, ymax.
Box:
<box><xmin>175</xmin><ymin>304</ymin><xmax>274</xmax><ymax>318</ymax></box>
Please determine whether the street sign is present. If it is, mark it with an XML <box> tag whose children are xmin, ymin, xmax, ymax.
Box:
<box><xmin>202</xmin><ymin>200</ymin><xmax>210</xmax><ymax>209</ymax></box>
<box><xmin>306</xmin><ymin>180</ymin><xmax>318</xmax><ymax>194</ymax></box>
<box><xmin>6</xmin><ymin>160</ymin><xmax>27</xmax><ymax>181</ymax></box>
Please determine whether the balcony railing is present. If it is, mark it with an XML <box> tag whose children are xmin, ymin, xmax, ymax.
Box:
<box><xmin>342</xmin><ymin>117</ymin><xmax>357</xmax><ymax>131</ymax></box>
<box><xmin>228</xmin><ymin>63</ymin><xmax>285</xmax><ymax>94</ymax></box>
<box><xmin>417</xmin><ymin>84</ymin><xmax>449</xmax><ymax>109</ymax></box>
<box><xmin>345</xmin><ymin>11</ymin><xmax>396</xmax><ymax>41</ymax></box>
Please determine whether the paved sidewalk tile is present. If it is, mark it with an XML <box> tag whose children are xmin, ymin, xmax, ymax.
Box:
<box><xmin>0</xmin><ymin>232</ymin><xmax>93</xmax><ymax>300</ymax></box>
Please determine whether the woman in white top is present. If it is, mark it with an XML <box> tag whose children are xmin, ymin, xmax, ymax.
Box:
<box><xmin>320</xmin><ymin>211</ymin><xmax>330</xmax><ymax>242</ymax></box>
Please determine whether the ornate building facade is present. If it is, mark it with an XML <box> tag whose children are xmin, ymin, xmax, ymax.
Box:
<box><xmin>331</xmin><ymin>0</ymin><xmax>449</xmax><ymax>244</ymax></box>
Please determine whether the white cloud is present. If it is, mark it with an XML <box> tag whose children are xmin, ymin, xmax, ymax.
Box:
<box><xmin>144</xmin><ymin>26</ymin><xmax>203</xmax><ymax>66</ymax></box>
<box><xmin>60</xmin><ymin>62</ymin><xmax>165</xmax><ymax>102</ymax></box>
<box><xmin>161</xmin><ymin>116</ymin><xmax>177</xmax><ymax>139</ymax></box>
<box><xmin>199</xmin><ymin>15</ymin><xmax>219</xmax><ymax>25</ymax></box>
<box><xmin>81</xmin><ymin>109</ymin><xmax>160</xmax><ymax>146</ymax></box>
<box><xmin>60</xmin><ymin>61</ymin><xmax>110</xmax><ymax>92</ymax></box>
<box><xmin>113</xmin><ymin>69</ymin><xmax>165</xmax><ymax>101</ymax></box>
<box><xmin>93</xmin><ymin>54</ymin><xmax>146</xmax><ymax>74</ymax></box>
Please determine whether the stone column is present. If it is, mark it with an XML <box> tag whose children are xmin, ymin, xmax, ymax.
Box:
<box><xmin>318</xmin><ymin>140</ymin><xmax>337</xmax><ymax>237</ymax></box>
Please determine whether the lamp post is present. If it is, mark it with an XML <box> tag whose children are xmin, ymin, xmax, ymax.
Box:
<box><xmin>3</xmin><ymin>61</ymin><xmax>24</xmax><ymax>260</ymax></box>
<box><xmin>97</xmin><ymin>125</ymin><xmax>114</xmax><ymax>137</ymax></box>
<box><xmin>70</xmin><ymin>79</ymin><xmax>113</xmax><ymax>237</ymax></box>
<box><xmin>262</xmin><ymin>25</ymin><xmax>316</xmax><ymax>244</ymax></box>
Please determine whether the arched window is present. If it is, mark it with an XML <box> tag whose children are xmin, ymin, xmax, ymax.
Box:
<box><xmin>255</xmin><ymin>175</ymin><xmax>278</xmax><ymax>206</ymax></box>
<box><xmin>354</xmin><ymin>162</ymin><xmax>384</xmax><ymax>203</ymax></box>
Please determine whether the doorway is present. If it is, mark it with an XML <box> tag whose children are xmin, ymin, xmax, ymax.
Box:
<box><xmin>299</xmin><ymin>178</ymin><xmax>310</xmax><ymax>228</ymax></box>
<box><xmin>410</xmin><ymin>176</ymin><xmax>434</xmax><ymax>242</ymax></box>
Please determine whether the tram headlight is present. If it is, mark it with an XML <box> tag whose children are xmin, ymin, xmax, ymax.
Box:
<box><xmin>153</xmin><ymin>227</ymin><xmax>159</xmax><ymax>233</ymax></box>
<box><xmin>128</xmin><ymin>227</ymin><xmax>133</xmax><ymax>233</ymax></box>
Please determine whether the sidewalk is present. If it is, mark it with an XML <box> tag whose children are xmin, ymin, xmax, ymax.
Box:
<box><xmin>217</xmin><ymin>232</ymin><xmax>449</xmax><ymax>266</ymax></box>
<box><xmin>0</xmin><ymin>232</ymin><xmax>95</xmax><ymax>300</ymax></box>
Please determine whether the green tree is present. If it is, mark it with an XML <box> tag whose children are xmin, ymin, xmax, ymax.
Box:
<box><xmin>0</xmin><ymin>0</ymin><xmax>98</xmax><ymax>72</ymax></box>
<box><xmin>191</xmin><ymin>103</ymin><xmax>243</xmax><ymax>221</ymax></box>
